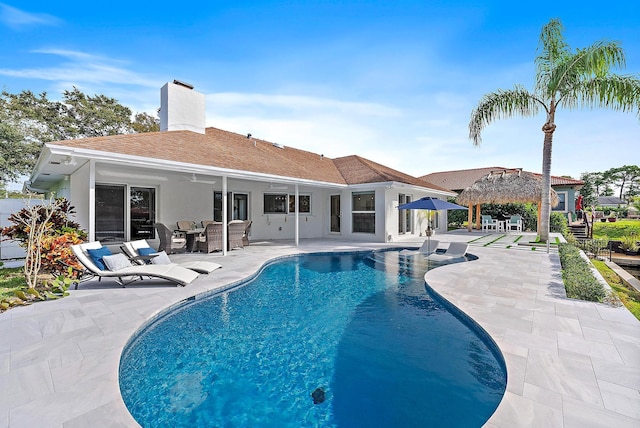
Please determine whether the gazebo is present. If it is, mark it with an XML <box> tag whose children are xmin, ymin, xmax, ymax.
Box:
<box><xmin>457</xmin><ymin>169</ymin><xmax>559</xmax><ymax>232</ymax></box>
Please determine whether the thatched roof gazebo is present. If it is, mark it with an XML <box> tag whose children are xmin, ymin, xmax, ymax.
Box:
<box><xmin>457</xmin><ymin>168</ymin><xmax>559</xmax><ymax>232</ymax></box>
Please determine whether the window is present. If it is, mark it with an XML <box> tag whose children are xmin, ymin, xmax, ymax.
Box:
<box><xmin>264</xmin><ymin>194</ymin><xmax>288</xmax><ymax>214</ymax></box>
<box><xmin>95</xmin><ymin>184</ymin><xmax>156</xmax><ymax>242</ymax></box>
<box><xmin>95</xmin><ymin>184</ymin><xmax>125</xmax><ymax>242</ymax></box>
<box><xmin>215</xmin><ymin>192</ymin><xmax>249</xmax><ymax>221</ymax></box>
<box><xmin>289</xmin><ymin>194</ymin><xmax>311</xmax><ymax>213</ymax></box>
<box><xmin>553</xmin><ymin>192</ymin><xmax>567</xmax><ymax>212</ymax></box>
<box><xmin>352</xmin><ymin>191</ymin><xmax>375</xmax><ymax>233</ymax></box>
<box><xmin>398</xmin><ymin>194</ymin><xmax>411</xmax><ymax>233</ymax></box>
<box><xmin>130</xmin><ymin>187</ymin><xmax>156</xmax><ymax>239</ymax></box>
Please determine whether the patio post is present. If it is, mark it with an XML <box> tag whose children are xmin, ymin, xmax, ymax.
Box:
<box><xmin>475</xmin><ymin>204</ymin><xmax>481</xmax><ymax>230</ymax></box>
<box><xmin>467</xmin><ymin>204</ymin><xmax>473</xmax><ymax>232</ymax></box>
<box><xmin>295</xmin><ymin>184</ymin><xmax>299</xmax><ymax>247</ymax></box>
<box><xmin>222</xmin><ymin>176</ymin><xmax>228</xmax><ymax>256</ymax></box>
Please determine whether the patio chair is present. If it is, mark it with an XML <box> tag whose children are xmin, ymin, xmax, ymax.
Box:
<box><xmin>176</xmin><ymin>220</ymin><xmax>197</xmax><ymax>231</ymax></box>
<box><xmin>506</xmin><ymin>215</ymin><xmax>523</xmax><ymax>233</ymax></box>
<box><xmin>228</xmin><ymin>220</ymin><xmax>245</xmax><ymax>250</ymax></box>
<box><xmin>481</xmin><ymin>215</ymin><xmax>498</xmax><ymax>232</ymax></box>
<box><xmin>122</xmin><ymin>239</ymin><xmax>222</xmax><ymax>274</ymax></box>
<box><xmin>242</xmin><ymin>220</ymin><xmax>252</xmax><ymax>246</ymax></box>
<box><xmin>198</xmin><ymin>222</ymin><xmax>224</xmax><ymax>253</ymax></box>
<box><xmin>155</xmin><ymin>222</ymin><xmax>187</xmax><ymax>254</ymax></box>
<box><xmin>426</xmin><ymin>242</ymin><xmax>469</xmax><ymax>261</ymax></box>
<box><xmin>70</xmin><ymin>242</ymin><xmax>199</xmax><ymax>288</ymax></box>
<box><xmin>201</xmin><ymin>220</ymin><xmax>216</xmax><ymax>228</ymax></box>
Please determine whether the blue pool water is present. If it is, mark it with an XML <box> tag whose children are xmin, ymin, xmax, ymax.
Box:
<box><xmin>120</xmin><ymin>250</ymin><xmax>506</xmax><ymax>427</ymax></box>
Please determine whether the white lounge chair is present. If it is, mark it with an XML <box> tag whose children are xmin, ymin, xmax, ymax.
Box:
<box><xmin>401</xmin><ymin>239</ymin><xmax>440</xmax><ymax>256</ymax></box>
<box><xmin>122</xmin><ymin>240</ymin><xmax>222</xmax><ymax>274</ymax></box>
<box><xmin>71</xmin><ymin>242</ymin><xmax>199</xmax><ymax>288</ymax></box>
<box><xmin>426</xmin><ymin>242</ymin><xmax>469</xmax><ymax>261</ymax></box>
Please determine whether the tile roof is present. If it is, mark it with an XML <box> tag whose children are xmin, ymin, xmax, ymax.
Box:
<box><xmin>420</xmin><ymin>166</ymin><xmax>583</xmax><ymax>191</ymax></box>
<box><xmin>48</xmin><ymin>127</ymin><xmax>443</xmax><ymax>189</ymax></box>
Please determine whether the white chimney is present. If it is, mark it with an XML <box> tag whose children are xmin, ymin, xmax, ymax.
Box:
<box><xmin>160</xmin><ymin>80</ymin><xmax>206</xmax><ymax>134</ymax></box>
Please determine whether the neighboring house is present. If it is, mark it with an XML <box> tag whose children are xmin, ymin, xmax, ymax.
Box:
<box><xmin>597</xmin><ymin>196</ymin><xmax>626</xmax><ymax>207</ymax></box>
<box><xmin>26</xmin><ymin>81</ymin><xmax>454</xmax><ymax>248</ymax></box>
<box><xmin>420</xmin><ymin>167</ymin><xmax>584</xmax><ymax>214</ymax></box>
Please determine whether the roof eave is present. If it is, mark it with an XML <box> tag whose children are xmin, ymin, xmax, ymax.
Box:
<box><xmin>44</xmin><ymin>144</ymin><xmax>347</xmax><ymax>188</ymax></box>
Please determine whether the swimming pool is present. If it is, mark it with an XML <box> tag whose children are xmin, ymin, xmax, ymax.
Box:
<box><xmin>120</xmin><ymin>250</ymin><xmax>506</xmax><ymax>427</ymax></box>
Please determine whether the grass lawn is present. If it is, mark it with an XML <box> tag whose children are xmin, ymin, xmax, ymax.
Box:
<box><xmin>0</xmin><ymin>267</ymin><xmax>27</xmax><ymax>299</ymax></box>
<box><xmin>592</xmin><ymin>218</ymin><xmax>640</xmax><ymax>240</ymax></box>
<box><xmin>0</xmin><ymin>267</ymin><xmax>28</xmax><ymax>310</ymax></box>
<box><xmin>592</xmin><ymin>259</ymin><xmax>640</xmax><ymax>321</ymax></box>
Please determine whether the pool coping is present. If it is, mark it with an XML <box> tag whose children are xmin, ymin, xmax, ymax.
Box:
<box><xmin>1</xmin><ymin>234</ymin><xmax>639</xmax><ymax>427</ymax></box>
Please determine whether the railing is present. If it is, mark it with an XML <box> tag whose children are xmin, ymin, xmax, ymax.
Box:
<box><xmin>574</xmin><ymin>238</ymin><xmax>612</xmax><ymax>261</ymax></box>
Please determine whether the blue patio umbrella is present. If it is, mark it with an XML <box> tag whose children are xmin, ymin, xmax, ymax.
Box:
<box><xmin>397</xmin><ymin>197</ymin><xmax>467</xmax><ymax>212</ymax></box>
<box><xmin>397</xmin><ymin>197</ymin><xmax>468</xmax><ymax>239</ymax></box>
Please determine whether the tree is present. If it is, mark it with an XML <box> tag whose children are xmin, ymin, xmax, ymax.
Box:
<box><xmin>132</xmin><ymin>111</ymin><xmax>160</xmax><ymax>133</ymax></box>
<box><xmin>469</xmin><ymin>18</ymin><xmax>640</xmax><ymax>242</ymax></box>
<box><xmin>603</xmin><ymin>165</ymin><xmax>640</xmax><ymax>200</ymax></box>
<box><xmin>580</xmin><ymin>171</ymin><xmax>615</xmax><ymax>206</ymax></box>
<box><xmin>1</xmin><ymin>88</ymin><xmax>159</xmax><ymax>185</ymax></box>
<box><xmin>60</xmin><ymin>87</ymin><xmax>133</xmax><ymax>138</ymax></box>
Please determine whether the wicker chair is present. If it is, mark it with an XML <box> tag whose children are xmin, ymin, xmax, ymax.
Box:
<box><xmin>198</xmin><ymin>223</ymin><xmax>224</xmax><ymax>253</ymax></box>
<box><xmin>155</xmin><ymin>223</ymin><xmax>187</xmax><ymax>254</ymax></box>
<box><xmin>176</xmin><ymin>220</ymin><xmax>196</xmax><ymax>231</ymax></box>
<box><xmin>228</xmin><ymin>220</ymin><xmax>246</xmax><ymax>250</ymax></box>
<box><xmin>242</xmin><ymin>220</ymin><xmax>252</xmax><ymax>246</ymax></box>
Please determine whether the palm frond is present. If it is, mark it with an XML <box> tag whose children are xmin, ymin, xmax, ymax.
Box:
<box><xmin>535</xmin><ymin>18</ymin><xmax>569</xmax><ymax>92</ymax></box>
<box><xmin>550</xmin><ymin>41</ymin><xmax>625</xmax><ymax>96</ymax></box>
<box><xmin>562</xmin><ymin>74</ymin><xmax>640</xmax><ymax>112</ymax></box>
<box><xmin>468</xmin><ymin>86</ymin><xmax>541</xmax><ymax>145</ymax></box>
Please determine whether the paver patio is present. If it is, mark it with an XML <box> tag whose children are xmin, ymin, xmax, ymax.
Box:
<box><xmin>1</xmin><ymin>231</ymin><xmax>638</xmax><ymax>427</ymax></box>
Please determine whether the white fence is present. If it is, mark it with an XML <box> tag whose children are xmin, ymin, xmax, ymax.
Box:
<box><xmin>0</xmin><ymin>198</ymin><xmax>45</xmax><ymax>262</ymax></box>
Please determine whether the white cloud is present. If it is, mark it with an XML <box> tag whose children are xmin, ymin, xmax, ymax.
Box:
<box><xmin>0</xmin><ymin>3</ymin><xmax>61</xmax><ymax>29</ymax></box>
<box><xmin>0</xmin><ymin>48</ymin><xmax>160</xmax><ymax>88</ymax></box>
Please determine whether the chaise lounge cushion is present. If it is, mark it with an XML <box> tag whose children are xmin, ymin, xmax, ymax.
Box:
<box><xmin>150</xmin><ymin>251</ymin><xmax>172</xmax><ymax>265</ymax></box>
<box><xmin>103</xmin><ymin>253</ymin><xmax>134</xmax><ymax>271</ymax></box>
<box><xmin>137</xmin><ymin>247</ymin><xmax>157</xmax><ymax>257</ymax></box>
<box><xmin>87</xmin><ymin>246</ymin><xmax>113</xmax><ymax>270</ymax></box>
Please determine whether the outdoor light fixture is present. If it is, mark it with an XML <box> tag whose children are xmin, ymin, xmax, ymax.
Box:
<box><xmin>63</xmin><ymin>156</ymin><xmax>77</xmax><ymax>166</ymax></box>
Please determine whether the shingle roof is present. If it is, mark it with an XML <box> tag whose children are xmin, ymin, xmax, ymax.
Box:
<box><xmin>333</xmin><ymin>155</ymin><xmax>451</xmax><ymax>191</ymax></box>
<box><xmin>48</xmin><ymin>127</ymin><xmax>442</xmax><ymax>189</ymax></box>
<box><xmin>420</xmin><ymin>166</ymin><xmax>583</xmax><ymax>192</ymax></box>
<box><xmin>598</xmin><ymin>196</ymin><xmax>626</xmax><ymax>205</ymax></box>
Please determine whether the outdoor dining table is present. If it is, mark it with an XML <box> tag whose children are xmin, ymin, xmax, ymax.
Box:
<box><xmin>179</xmin><ymin>228</ymin><xmax>205</xmax><ymax>252</ymax></box>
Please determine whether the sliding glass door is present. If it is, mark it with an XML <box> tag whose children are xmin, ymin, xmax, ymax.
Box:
<box><xmin>95</xmin><ymin>184</ymin><xmax>156</xmax><ymax>242</ymax></box>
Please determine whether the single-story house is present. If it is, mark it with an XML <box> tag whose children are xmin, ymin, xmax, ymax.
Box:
<box><xmin>597</xmin><ymin>196</ymin><xmax>626</xmax><ymax>207</ymax></box>
<box><xmin>420</xmin><ymin>166</ymin><xmax>584</xmax><ymax>214</ymax></box>
<box><xmin>26</xmin><ymin>81</ymin><xmax>454</xmax><ymax>251</ymax></box>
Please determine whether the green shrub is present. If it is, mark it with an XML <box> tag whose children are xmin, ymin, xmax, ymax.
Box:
<box><xmin>558</xmin><ymin>243</ymin><xmax>606</xmax><ymax>302</ymax></box>
<box><xmin>550</xmin><ymin>211</ymin><xmax>568</xmax><ymax>235</ymax></box>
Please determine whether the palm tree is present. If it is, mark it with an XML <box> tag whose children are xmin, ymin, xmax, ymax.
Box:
<box><xmin>469</xmin><ymin>18</ymin><xmax>640</xmax><ymax>242</ymax></box>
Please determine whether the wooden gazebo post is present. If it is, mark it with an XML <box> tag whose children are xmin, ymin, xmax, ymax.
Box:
<box><xmin>467</xmin><ymin>204</ymin><xmax>474</xmax><ymax>232</ymax></box>
<box><xmin>475</xmin><ymin>204</ymin><xmax>481</xmax><ymax>230</ymax></box>
<box><xmin>537</xmin><ymin>203</ymin><xmax>541</xmax><ymax>234</ymax></box>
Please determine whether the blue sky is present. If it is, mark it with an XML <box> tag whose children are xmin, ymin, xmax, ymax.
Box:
<box><xmin>1</xmin><ymin>1</ymin><xmax>639</xmax><ymax>190</ymax></box>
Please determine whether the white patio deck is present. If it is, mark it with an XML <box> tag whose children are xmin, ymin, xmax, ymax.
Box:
<box><xmin>1</xmin><ymin>231</ymin><xmax>639</xmax><ymax>427</ymax></box>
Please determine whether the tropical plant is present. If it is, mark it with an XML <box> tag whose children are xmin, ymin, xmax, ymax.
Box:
<box><xmin>1</xmin><ymin>197</ymin><xmax>86</xmax><ymax>287</ymax></box>
<box><xmin>469</xmin><ymin>18</ymin><xmax>640</xmax><ymax>243</ymax></box>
